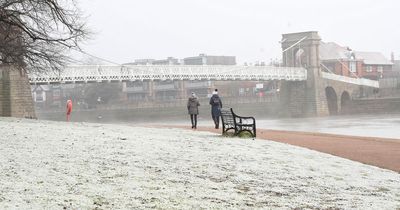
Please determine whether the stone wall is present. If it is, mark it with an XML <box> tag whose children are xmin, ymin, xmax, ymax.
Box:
<box><xmin>348</xmin><ymin>98</ymin><xmax>400</xmax><ymax>114</ymax></box>
<box><xmin>0</xmin><ymin>65</ymin><xmax>36</xmax><ymax>118</ymax></box>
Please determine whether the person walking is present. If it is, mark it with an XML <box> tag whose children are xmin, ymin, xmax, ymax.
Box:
<box><xmin>187</xmin><ymin>92</ymin><xmax>200</xmax><ymax>129</ymax></box>
<box><xmin>66</xmin><ymin>99</ymin><xmax>73</xmax><ymax>122</ymax></box>
<box><xmin>209</xmin><ymin>89</ymin><xmax>222</xmax><ymax>129</ymax></box>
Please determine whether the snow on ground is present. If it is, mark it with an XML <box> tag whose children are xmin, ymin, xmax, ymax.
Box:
<box><xmin>0</xmin><ymin>118</ymin><xmax>399</xmax><ymax>209</ymax></box>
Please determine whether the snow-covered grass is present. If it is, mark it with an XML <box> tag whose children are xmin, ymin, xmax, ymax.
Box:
<box><xmin>0</xmin><ymin>118</ymin><xmax>399</xmax><ymax>209</ymax></box>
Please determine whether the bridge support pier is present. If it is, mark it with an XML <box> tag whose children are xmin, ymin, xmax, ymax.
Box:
<box><xmin>178</xmin><ymin>81</ymin><xmax>186</xmax><ymax>99</ymax></box>
<box><xmin>0</xmin><ymin>66</ymin><xmax>36</xmax><ymax>118</ymax></box>
<box><xmin>279</xmin><ymin>81</ymin><xmax>306</xmax><ymax>117</ymax></box>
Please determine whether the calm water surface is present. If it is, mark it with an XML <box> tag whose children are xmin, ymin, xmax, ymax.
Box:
<box><xmin>256</xmin><ymin>114</ymin><xmax>400</xmax><ymax>139</ymax></box>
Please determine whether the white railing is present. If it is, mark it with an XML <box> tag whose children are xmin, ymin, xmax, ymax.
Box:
<box><xmin>321</xmin><ymin>72</ymin><xmax>379</xmax><ymax>88</ymax></box>
<box><xmin>28</xmin><ymin>65</ymin><xmax>307</xmax><ymax>84</ymax></box>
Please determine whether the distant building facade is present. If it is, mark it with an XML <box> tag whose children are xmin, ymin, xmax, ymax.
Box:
<box><xmin>152</xmin><ymin>57</ymin><xmax>180</xmax><ymax>65</ymax></box>
<box><xmin>124</xmin><ymin>59</ymin><xmax>155</xmax><ymax>65</ymax></box>
<box><xmin>183</xmin><ymin>54</ymin><xmax>236</xmax><ymax>65</ymax></box>
<box><xmin>319</xmin><ymin>42</ymin><xmax>393</xmax><ymax>80</ymax></box>
<box><xmin>391</xmin><ymin>53</ymin><xmax>400</xmax><ymax>74</ymax></box>
<box><xmin>125</xmin><ymin>57</ymin><xmax>179</xmax><ymax>65</ymax></box>
<box><xmin>31</xmin><ymin>84</ymin><xmax>66</xmax><ymax>109</ymax></box>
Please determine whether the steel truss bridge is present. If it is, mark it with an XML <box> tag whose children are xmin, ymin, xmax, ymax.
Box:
<box><xmin>29</xmin><ymin>65</ymin><xmax>307</xmax><ymax>84</ymax></box>
<box><xmin>28</xmin><ymin>65</ymin><xmax>379</xmax><ymax>88</ymax></box>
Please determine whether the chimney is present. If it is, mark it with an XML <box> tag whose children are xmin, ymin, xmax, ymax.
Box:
<box><xmin>391</xmin><ymin>52</ymin><xmax>395</xmax><ymax>62</ymax></box>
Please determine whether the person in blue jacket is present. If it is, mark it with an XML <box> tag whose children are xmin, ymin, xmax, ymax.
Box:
<box><xmin>209</xmin><ymin>89</ymin><xmax>222</xmax><ymax>129</ymax></box>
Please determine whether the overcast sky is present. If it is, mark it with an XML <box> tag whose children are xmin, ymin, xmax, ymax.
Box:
<box><xmin>77</xmin><ymin>0</ymin><xmax>400</xmax><ymax>64</ymax></box>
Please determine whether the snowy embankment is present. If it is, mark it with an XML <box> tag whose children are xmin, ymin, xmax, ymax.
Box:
<box><xmin>0</xmin><ymin>118</ymin><xmax>399</xmax><ymax>209</ymax></box>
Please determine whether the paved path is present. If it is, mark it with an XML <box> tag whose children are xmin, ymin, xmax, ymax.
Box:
<box><xmin>169</xmin><ymin>126</ymin><xmax>400</xmax><ymax>172</ymax></box>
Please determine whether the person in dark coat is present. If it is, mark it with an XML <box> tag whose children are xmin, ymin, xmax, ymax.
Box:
<box><xmin>209</xmin><ymin>89</ymin><xmax>222</xmax><ymax>129</ymax></box>
<box><xmin>187</xmin><ymin>92</ymin><xmax>200</xmax><ymax>129</ymax></box>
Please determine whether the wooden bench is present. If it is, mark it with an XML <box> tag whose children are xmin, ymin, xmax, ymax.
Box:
<box><xmin>220</xmin><ymin>108</ymin><xmax>256</xmax><ymax>138</ymax></box>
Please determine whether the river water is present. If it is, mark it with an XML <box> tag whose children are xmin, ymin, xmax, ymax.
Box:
<box><xmin>256</xmin><ymin>114</ymin><xmax>400</xmax><ymax>139</ymax></box>
<box><xmin>38</xmin><ymin>108</ymin><xmax>400</xmax><ymax>140</ymax></box>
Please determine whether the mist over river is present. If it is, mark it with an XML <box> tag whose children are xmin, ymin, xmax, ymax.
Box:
<box><xmin>37</xmin><ymin>106</ymin><xmax>400</xmax><ymax>139</ymax></box>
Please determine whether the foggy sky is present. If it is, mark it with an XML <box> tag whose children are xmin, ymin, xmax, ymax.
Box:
<box><xmin>78</xmin><ymin>0</ymin><xmax>400</xmax><ymax>64</ymax></box>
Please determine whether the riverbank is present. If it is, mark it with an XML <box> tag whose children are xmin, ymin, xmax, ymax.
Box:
<box><xmin>0</xmin><ymin>118</ymin><xmax>399</xmax><ymax>209</ymax></box>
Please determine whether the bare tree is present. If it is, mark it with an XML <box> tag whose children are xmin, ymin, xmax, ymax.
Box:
<box><xmin>0</xmin><ymin>0</ymin><xmax>89</xmax><ymax>73</ymax></box>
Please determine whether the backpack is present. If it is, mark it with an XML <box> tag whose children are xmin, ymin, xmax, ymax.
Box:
<box><xmin>212</xmin><ymin>97</ymin><xmax>220</xmax><ymax>106</ymax></box>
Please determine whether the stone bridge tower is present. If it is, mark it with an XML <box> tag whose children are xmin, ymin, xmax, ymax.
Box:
<box><xmin>0</xmin><ymin>14</ymin><xmax>36</xmax><ymax>118</ymax></box>
<box><xmin>0</xmin><ymin>66</ymin><xmax>36</xmax><ymax>118</ymax></box>
<box><xmin>279</xmin><ymin>31</ymin><xmax>329</xmax><ymax>117</ymax></box>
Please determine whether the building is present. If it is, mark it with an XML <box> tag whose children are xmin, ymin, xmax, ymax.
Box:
<box><xmin>125</xmin><ymin>57</ymin><xmax>180</xmax><ymax>65</ymax></box>
<box><xmin>182</xmin><ymin>54</ymin><xmax>237</xmax><ymax>97</ymax></box>
<box><xmin>183</xmin><ymin>54</ymin><xmax>236</xmax><ymax>65</ymax></box>
<box><xmin>152</xmin><ymin>57</ymin><xmax>180</xmax><ymax>65</ymax></box>
<box><xmin>124</xmin><ymin>59</ymin><xmax>155</xmax><ymax>65</ymax></box>
<box><xmin>390</xmin><ymin>53</ymin><xmax>400</xmax><ymax>76</ymax></box>
<box><xmin>31</xmin><ymin>85</ymin><xmax>63</xmax><ymax>109</ymax></box>
<box><xmin>319</xmin><ymin>42</ymin><xmax>393</xmax><ymax>80</ymax></box>
<box><xmin>31</xmin><ymin>85</ymin><xmax>50</xmax><ymax>104</ymax></box>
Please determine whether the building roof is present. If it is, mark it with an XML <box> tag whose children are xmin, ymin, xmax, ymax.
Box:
<box><xmin>319</xmin><ymin>42</ymin><xmax>351</xmax><ymax>60</ymax></box>
<box><xmin>354</xmin><ymin>51</ymin><xmax>393</xmax><ymax>65</ymax></box>
<box><xmin>319</xmin><ymin>42</ymin><xmax>392</xmax><ymax>65</ymax></box>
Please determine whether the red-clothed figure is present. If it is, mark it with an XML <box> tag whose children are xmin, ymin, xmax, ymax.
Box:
<box><xmin>66</xmin><ymin>99</ymin><xmax>73</xmax><ymax>121</ymax></box>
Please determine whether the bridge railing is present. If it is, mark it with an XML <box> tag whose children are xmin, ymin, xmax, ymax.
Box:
<box><xmin>29</xmin><ymin>65</ymin><xmax>307</xmax><ymax>84</ymax></box>
<box><xmin>321</xmin><ymin>72</ymin><xmax>379</xmax><ymax>88</ymax></box>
